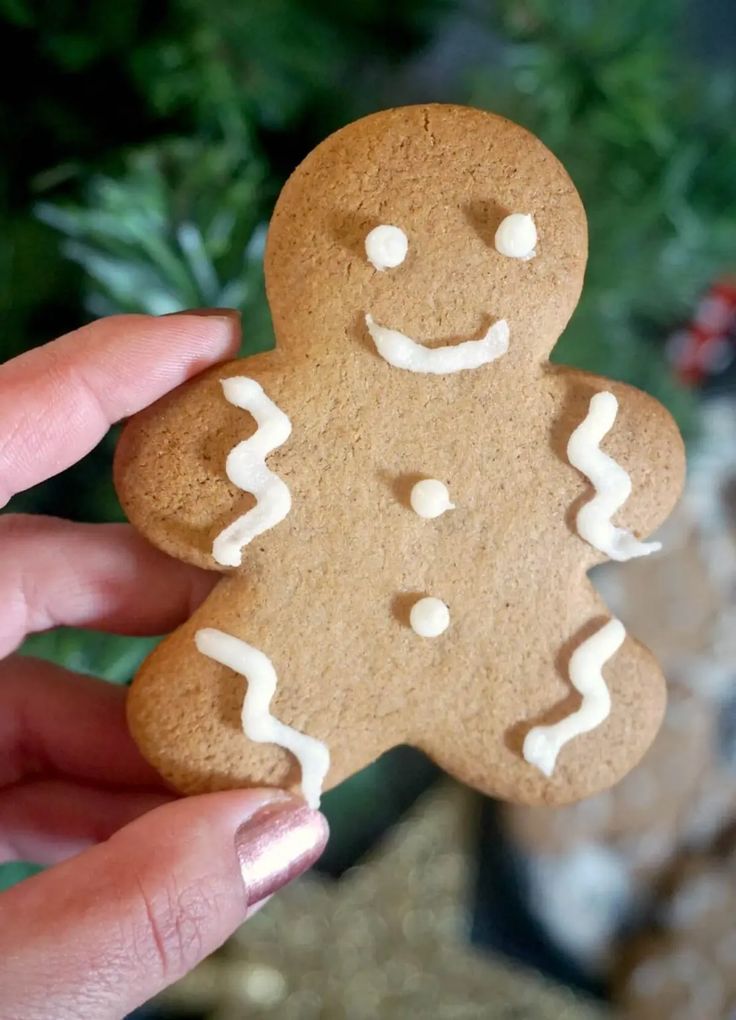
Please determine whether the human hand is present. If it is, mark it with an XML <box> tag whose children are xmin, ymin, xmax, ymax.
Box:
<box><xmin>0</xmin><ymin>312</ymin><xmax>328</xmax><ymax>1018</ymax></box>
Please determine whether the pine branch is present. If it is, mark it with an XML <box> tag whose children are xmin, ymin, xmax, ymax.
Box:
<box><xmin>36</xmin><ymin>138</ymin><xmax>274</xmax><ymax>353</ymax></box>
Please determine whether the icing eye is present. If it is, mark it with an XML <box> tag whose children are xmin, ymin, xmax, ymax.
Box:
<box><xmin>494</xmin><ymin>213</ymin><xmax>537</xmax><ymax>260</ymax></box>
<box><xmin>365</xmin><ymin>224</ymin><xmax>408</xmax><ymax>271</ymax></box>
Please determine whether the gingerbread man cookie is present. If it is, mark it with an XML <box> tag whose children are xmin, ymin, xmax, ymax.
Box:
<box><xmin>115</xmin><ymin>105</ymin><xmax>685</xmax><ymax>808</ymax></box>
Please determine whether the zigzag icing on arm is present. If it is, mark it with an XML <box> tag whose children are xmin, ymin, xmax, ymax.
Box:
<box><xmin>365</xmin><ymin>314</ymin><xmax>509</xmax><ymax>374</ymax></box>
<box><xmin>195</xmin><ymin>628</ymin><xmax>330</xmax><ymax>809</ymax></box>
<box><xmin>523</xmin><ymin>618</ymin><xmax>626</xmax><ymax>777</ymax></box>
<box><xmin>567</xmin><ymin>390</ymin><xmax>662</xmax><ymax>561</ymax></box>
<box><xmin>212</xmin><ymin>377</ymin><xmax>292</xmax><ymax>567</ymax></box>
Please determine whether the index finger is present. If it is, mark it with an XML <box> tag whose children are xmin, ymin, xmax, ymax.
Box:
<box><xmin>0</xmin><ymin>655</ymin><xmax>165</xmax><ymax>789</ymax></box>
<box><xmin>0</xmin><ymin>310</ymin><xmax>240</xmax><ymax>507</ymax></box>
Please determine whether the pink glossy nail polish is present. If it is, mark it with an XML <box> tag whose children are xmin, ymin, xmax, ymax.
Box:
<box><xmin>235</xmin><ymin>800</ymin><xmax>329</xmax><ymax>905</ymax></box>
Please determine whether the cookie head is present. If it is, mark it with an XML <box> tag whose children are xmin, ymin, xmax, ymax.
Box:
<box><xmin>265</xmin><ymin>104</ymin><xmax>588</xmax><ymax>368</ymax></box>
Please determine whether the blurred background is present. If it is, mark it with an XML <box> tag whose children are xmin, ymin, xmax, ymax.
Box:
<box><xmin>2</xmin><ymin>0</ymin><xmax>736</xmax><ymax>1016</ymax></box>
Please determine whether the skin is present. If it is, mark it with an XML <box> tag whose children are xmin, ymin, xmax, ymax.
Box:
<box><xmin>0</xmin><ymin>313</ymin><xmax>327</xmax><ymax>1019</ymax></box>
<box><xmin>118</xmin><ymin>105</ymin><xmax>686</xmax><ymax>806</ymax></box>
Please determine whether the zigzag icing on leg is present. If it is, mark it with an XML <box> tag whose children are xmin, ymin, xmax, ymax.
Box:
<box><xmin>523</xmin><ymin>618</ymin><xmax>626</xmax><ymax>777</ymax></box>
<box><xmin>195</xmin><ymin>627</ymin><xmax>330</xmax><ymax>808</ymax></box>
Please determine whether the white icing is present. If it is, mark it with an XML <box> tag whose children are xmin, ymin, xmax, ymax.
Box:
<box><xmin>410</xmin><ymin>479</ymin><xmax>454</xmax><ymax>519</ymax></box>
<box><xmin>495</xmin><ymin>213</ymin><xmax>537</xmax><ymax>260</ymax></box>
<box><xmin>567</xmin><ymin>391</ymin><xmax>662</xmax><ymax>561</ymax></box>
<box><xmin>409</xmin><ymin>597</ymin><xmax>450</xmax><ymax>637</ymax></box>
<box><xmin>365</xmin><ymin>314</ymin><xmax>509</xmax><ymax>375</ymax></box>
<box><xmin>365</xmin><ymin>224</ymin><xmax>408</xmax><ymax>270</ymax></box>
<box><xmin>523</xmin><ymin>618</ymin><xmax>625</xmax><ymax>777</ymax></box>
<box><xmin>195</xmin><ymin>628</ymin><xmax>330</xmax><ymax>809</ymax></box>
<box><xmin>212</xmin><ymin>377</ymin><xmax>292</xmax><ymax>568</ymax></box>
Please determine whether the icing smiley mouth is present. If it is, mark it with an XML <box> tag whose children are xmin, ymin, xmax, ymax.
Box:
<box><xmin>365</xmin><ymin>313</ymin><xmax>510</xmax><ymax>375</ymax></box>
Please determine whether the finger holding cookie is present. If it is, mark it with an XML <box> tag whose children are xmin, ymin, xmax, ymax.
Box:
<box><xmin>0</xmin><ymin>311</ymin><xmax>331</xmax><ymax>1017</ymax></box>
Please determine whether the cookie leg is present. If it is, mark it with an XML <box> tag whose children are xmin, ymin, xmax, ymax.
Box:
<box><xmin>127</xmin><ymin>612</ymin><xmax>398</xmax><ymax>803</ymax></box>
<box><xmin>413</xmin><ymin>607</ymin><xmax>666</xmax><ymax>807</ymax></box>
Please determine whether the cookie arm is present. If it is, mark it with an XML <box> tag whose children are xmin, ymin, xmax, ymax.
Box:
<box><xmin>114</xmin><ymin>352</ymin><xmax>284</xmax><ymax>571</ymax></box>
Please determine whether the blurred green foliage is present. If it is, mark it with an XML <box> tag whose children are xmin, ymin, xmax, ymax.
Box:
<box><xmin>37</xmin><ymin>142</ymin><xmax>269</xmax><ymax>327</ymax></box>
<box><xmin>474</xmin><ymin>0</ymin><xmax>735</xmax><ymax>421</ymax></box>
<box><xmin>1</xmin><ymin>0</ymin><xmax>733</xmax><ymax>862</ymax></box>
<box><xmin>21</xmin><ymin>629</ymin><xmax>158</xmax><ymax>683</ymax></box>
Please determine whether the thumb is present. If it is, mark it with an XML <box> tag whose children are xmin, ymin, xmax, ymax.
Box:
<box><xmin>0</xmin><ymin>790</ymin><xmax>327</xmax><ymax>1019</ymax></box>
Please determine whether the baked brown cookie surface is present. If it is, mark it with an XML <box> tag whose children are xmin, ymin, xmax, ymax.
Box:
<box><xmin>116</xmin><ymin>105</ymin><xmax>685</xmax><ymax>806</ymax></box>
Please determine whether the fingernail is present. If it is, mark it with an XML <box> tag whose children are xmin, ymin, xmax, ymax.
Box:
<box><xmin>163</xmin><ymin>307</ymin><xmax>241</xmax><ymax>355</ymax></box>
<box><xmin>235</xmin><ymin>800</ymin><xmax>329</xmax><ymax>905</ymax></box>
<box><xmin>162</xmin><ymin>306</ymin><xmax>241</xmax><ymax>322</ymax></box>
